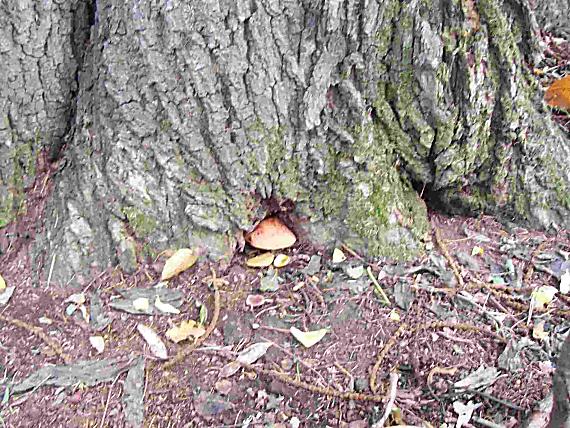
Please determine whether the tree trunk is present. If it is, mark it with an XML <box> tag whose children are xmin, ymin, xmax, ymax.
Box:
<box><xmin>1</xmin><ymin>0</ymin><xmax>568</xmax><ymax>285</ymax></box>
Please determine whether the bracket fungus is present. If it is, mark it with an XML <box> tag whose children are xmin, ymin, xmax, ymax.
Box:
<box><xmin>245</xmin><ymin>217</ymin><xmax>296</xmax><ymax>250</ymax></box>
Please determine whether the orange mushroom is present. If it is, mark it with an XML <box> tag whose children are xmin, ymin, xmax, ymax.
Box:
<box><xmin>245</xmin><ymin>217</ymin><xmax>296</xmax><ymax>250</ymax></box>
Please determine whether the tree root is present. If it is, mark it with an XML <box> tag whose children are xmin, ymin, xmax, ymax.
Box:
<box><xmin>434</xmin><ymin>228</ymin><xmax>464</xmax><ymax>288</ymax></box>
<box><xmin>0</xmin><ymin>313</ymin><xmax>71</xmax><ymax>364</ymax></box>
<box><xmin>370</xmin><ymin>321</ymin><xmax>506</xmax><ymax>394</ymax></box>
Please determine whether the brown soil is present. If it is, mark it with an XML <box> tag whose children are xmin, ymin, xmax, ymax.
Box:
<box><xmin>1</xmin><ymin>157</ymin><xmax>569</xmax><ymax>427</ymax></box>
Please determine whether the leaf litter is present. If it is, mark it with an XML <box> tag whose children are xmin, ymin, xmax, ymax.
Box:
<box><xmin>0</xmin><ymin>215</ymin><xmax>568</xmax><ymax>426</ymax></box>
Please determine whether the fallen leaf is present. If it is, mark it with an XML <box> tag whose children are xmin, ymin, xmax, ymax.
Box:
<box><xmin>237</xmin><ymin>342</ymin><xmax>272</xmax><ymax>364</ymax></box>
<box><xmin>199</xmin><ymin>304</ymin><xmax>208</xmax><ymax>326</ymax></box>
<box><xmin>332</xmin><ymin>248</ymin><xmax>346</xmax><ymax>263</ymax></box>
<box><xmin>166</xmin><ymin>320</ymin><xmax>206</xmax><ymax>343</ymax></box>
<box><xmin>65</xmin><ymin>304</ymin><xmax>78</xmax><ymax>316</ymax></box>
<box><xmin>471</xmin><ymin>246</ymin><xmax>484</xmax><ymax>256</ymax></box>
<box><xmin>454</xmin><ymin>400</ymin><xmax>482</xmax><ymax>428</ymax></box>
<box><xmin>560</xmin><ymin>270</ymin><xmax>570</xmax><ymax>295</ymax></box>
<box><xmin>245</xmin><ymin>217</ymin><xmax>296</xmax><ymax>250</ymax></box>
<box><xmin>66</xmin><ymin>292</ymin><xmax>86</xmax><ymax>305</ymax></box>
<box><xmin>454</xmin><ymin>365</ymin><xmax>500</xmax><ymax>389</ymax></box>
<box><xmin>389</xmin><ymin>309</ymin><xmax>400</xmax><ymax>322</ymax></box>
<box><xmin>346</xmin><ymin>265</ymin><xmax>364</xmax><ymax>279</ymax></box>
<box><xmin>220</xmin><ymin>342</ymin><xmax>272</xmax><ymax>378</ymax></box>
<box><xmin>273</xmin><ymin>254</ymin><xmax>290</xmax><ymax>268</ymax></box>
<box><xmin>161</xmin><ymin>248</ymin><xmax>198</xmax><ymax>280</ymax></box>
<box><xmin>246</xmin><ymin>252</ymin><xmax>275</xmax><ymax>268</ymax></box>
<box><xmin>0</xmin><ymin>287</ymin><xmax>15</xmax><ymax>306</ymax></box>
<box><xmin>531</xmin><ymin>285</ymin><xmax>558</xmax><ymax>309</ymax></box>
<box><xmin>89</xmin><ymin>336</ymin><xmax>105</xmax><ymax>353</ymax></box>
<box><xmin>137</xmin><ymin>324</ymin><xmax>168</xmax><ymax>359</ymax></box>
<box><xmin>545</xmin><ymin>74</ymin><xmax>570</xmax><ymax>110</ymax></box>
<box><xmin>154</xmin><ymin>296</ymin><xmax>180</xmax><ymax>314</ymax></box>
<box><xmin>0</xmin><ymin>274</ymin><xmax>6</xmax><ymax>290</ymax></box>
<box><xmin>532</xmin><ymin>321</ymin><xmax>548</xmax><ymax>341</ymax></box>
<box><xmin>246</xmin><ymin>294</ymin><xmax>267</xmax><ymax>308</ymax></box>
<box><xmin>290</xmin><ymin>326</ymin><xmax>327</xmax><ymax>348</ymax></box>
<box><xmin>132</xmin><ymin>297</ymin><xmax>150</xmax><ymax>312</ymax></box>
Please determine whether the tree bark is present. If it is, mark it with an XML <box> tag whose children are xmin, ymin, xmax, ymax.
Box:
<box><xmin>0</xmin><ymin>0</ymin><xmax>568</xmax><ymax>285</ymax></box>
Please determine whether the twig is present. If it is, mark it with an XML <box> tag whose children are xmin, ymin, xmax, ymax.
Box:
<box><xmin>99</xmin><ymin>373</ymin><xmax>121</xmax><ymax>428</ymax></box>
<box><xmin>372</xmin><ymin>372</ymin><xmax>399</xmax><ymax>428</ymax></box>
<box><xmin>367</xmin><ymin>266</ymin><xmax>391</xmax><ymax>305</ymax></box>
<box><xmin>371</xmin><ymin>323</ymin><xmax>407</xmax><ymax>393</ymax></box>
<box><xmin>241</xmin><ymin>361</ymin><xmax>386</xmax><ymax>403</ymax></box>
<box><xmin>46</xmin><ymin>253</ymin><xmax>56</xmax><ymax>288</ymax></box>
<box><xmin>341</xmin><ymin>244</ymin><xmax>364</xmax><ymax>261</ymax></box>
<box><xmin>259</xmin><ymin>335</ymin><xmax>328</xmax><ymax>385</ymax></box>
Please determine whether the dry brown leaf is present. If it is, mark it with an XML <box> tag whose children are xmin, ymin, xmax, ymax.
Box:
<box><xmin>166</xmin><ymin>320</ymin><xmax>206</xmax><ymax>343</ymax></box>
<box><xmin>545</xmin><ymin>75</ymin><xmax>570</xmax><ymax>110</ymax></box>
<box><xmin>245</xmin><ymin>217</ymin><xmax>296</xmax><ymax>250</ymax></box>
<box><xmin>161</xmin><ymin>248</ymin><xmax>198</xmax><ymax>280</ymax></box>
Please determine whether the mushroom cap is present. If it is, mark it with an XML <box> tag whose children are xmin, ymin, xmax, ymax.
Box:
<box><xmin>245</xmin><ymin>217</ymin><xmax>296</xmax><ymax>250</ymax></box>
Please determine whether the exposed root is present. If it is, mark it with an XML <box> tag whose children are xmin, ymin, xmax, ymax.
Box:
<box><xmin>434</xmin><ymin>227</ymin><xmax>465</xmax><ymax>288</ymax></box>
<box><xmin>0</xmin><ymin>313</ymin><xmax>71</xmax><ymax>364</ymax></box>
<box><xmin>370</xmin><ymin>321</ymin><xmax>506</xmax><ymax>394</ymax></box>
<box><xmin>241</xmin><ymin>362</ymin><xmax>387</xmax><ymax>403</ymax></box>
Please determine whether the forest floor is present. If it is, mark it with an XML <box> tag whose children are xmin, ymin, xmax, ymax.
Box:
<box><xmin>1</xmin><ymin>163</ymin><xmax>569</xmax><ymax>428</ymax></box>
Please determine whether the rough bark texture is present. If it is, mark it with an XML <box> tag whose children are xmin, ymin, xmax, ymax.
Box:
<box><xmin>0</xmin><ymin>0</ymin><xmax>93</xmax><ymax>227</ymax></box>
<box><xmin>0</xmin><ymin>0</ymin><xmax>568</xmax><ymax>285</ymax></box>
<box><xmin>533</xmin><ymin>0</ymin><xmax>570</xmax><ymax>38</ymax></box>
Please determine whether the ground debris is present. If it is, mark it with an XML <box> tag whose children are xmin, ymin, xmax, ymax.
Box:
<box><xmin>13</xmin><ymin>357</ymin><xmax>135</xmax><ymax>393</ymax></box>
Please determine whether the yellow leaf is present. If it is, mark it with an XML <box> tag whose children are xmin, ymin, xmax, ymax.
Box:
<box><xmin>389</xmin><ymin>309</ymin><xmax>401</xmax><ymax>322</ymax></box>
<box><xmin>531</xmin><ymin>286</ymin><xmax>558</xmax><ymax>309</ymax></box>
<box><xmin>273</xmin><ymin>254</ymin><xmax>290</xmax><ymax>268</ymax></box>
<box><xmin>290</xmin><ymin>326</ymin><xmax>328</xmax><ymax>348</ymax></box>
<box><xmin>166</xmin><ymin>320</ymin><xmax>206</xmax><ymax>343</ymax></box>
<box><xmin>246</xmin><ymin>252</ymin><xmax>274</xmax><ymax>268</ymax></box>
<box><xmin>471</xmin><ymin>246</ymin><xmax>484</xmax><ymax>256</ymax></box>
<box><xmin>161</xmin><ymin>248</ymin><xmax>198</xmax><ymax>280</ymax></box>
<box><xmin>0</xmin><ymin>274</ymin><xmax>5</xmax><ymax>291</ymax></box>
<box><xmin>332</xmin><ymin>248</ymin><xmax>346</xmax><ymax>263</ymax></box>
<box><xmin>545</xmin><ymin>75</ymin><xmax>570</xmax><ymax>110</ymax></box>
